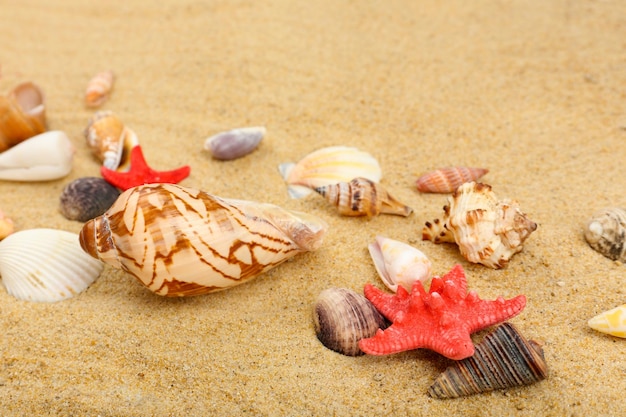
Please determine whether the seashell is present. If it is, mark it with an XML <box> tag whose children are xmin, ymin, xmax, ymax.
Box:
<box><xmin>278</xmin><ymin>146</ymin><xmax>382</xmax><ymax>199</ymax></box>
<box><xmin>0</xmin><ymin>210</ymin><xmax>14</xmax><ymax>240</ymax></box>
<box><xmin>422</xmin><ymin>182</ymin><xmax>537</xmax><ymax>269</ymax></box>
<box><xmin>204</xmin><ymin>126</ymin><xmax>265</xmax><ymax>160</ymax></box>
<box><xmin>428</xmin><ymin>322</ymin><xmax>548</xmax><ymax>399</ymax></box>
<box><xmin>314</xmin><ymin>177</ymin><xmax>413</xmax><ymax>218</ymax></box>
<box><xmin>416</xmin><ymin>167</ymin><xmax>489</xmax><ymax>194</ymax></box>
<box><xmin>368</xmin><ymin>236</ymin><xmax>431</xmax><ymax>292</ymax></box>
<box><xmin>0</xmin><ymin>228</ymin><xmax>104</xmax><ymax>302</ymax></box>
<box><xmin>79</xmin><ymin>183</ymin><xmax>328</xmax><ymax>297</ymax></box>
<box><xmin>85</xmin><ymin>70</ymin><xmax>115</xmax><ymax>108</ymax></box>
<box><xmin>59</xmin><ymin>177</ymin><xmax>121</xmax><ymax>222</ymax></box>
<box><xmin>583</xmin><ymin>207</ymin><xmax>626</xmax><ymax>263</ymax></box>
<box><xmin>0</xmin><ymin>82</ymin><xmax>46</xmax><ymax>152</ymax></box>
<box><xmin>0</xmin><ymin>130</ymin><xmax>75</xmax><ymax>181</ymax></box>
<box><xmin>588</xmin><ymin>304</ymin><xmax>626</xmax><ymax>338</ymax></box>
<box><xmin>313</xmin><ymin>287</ymin><xmax>389</xmax><ymax>356</ymax></box>
<box><xmin>84</xmin><ymin>110</ymin><xmax>139</xmax><ymax>170</ymax></box>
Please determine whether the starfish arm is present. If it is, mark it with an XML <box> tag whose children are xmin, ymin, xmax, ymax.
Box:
<box><xmin>430</xmin><ymin>326</ymin><xmax>476</xmax><ymax>360</ymax></box>
<box><xmin>358</xmin><ymin>324</ymin><xmax>430</xmax><ymax>355</ymax></box>
<box><xmin>465</xmin><ymin>294</ymin><xmax>527</xmax><ymax>333</ymax></box>
<box><xmin>441</xmin><ymin>264</ymin><xmax>467</xmax><ymax>295</ymax></box>
<box><xmin>363</xmin><ymin>283</ymin><xmax>407</xmax><ymax>321</ymax></box>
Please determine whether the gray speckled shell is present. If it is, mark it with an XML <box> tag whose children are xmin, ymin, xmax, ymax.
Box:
<box><xmin>59</xmin><ymin>177</ymin><xmax>120</xmax><ymax>222</ymax></box>
<box><xmin>204</xmin><ymin>126</ymin><xmax>265</xmax><ymax>160</ymax></box>
<box><xmin>584</xmin><ymin>207</ymin><xmax>626</xmax><ymax>262</ymax></box>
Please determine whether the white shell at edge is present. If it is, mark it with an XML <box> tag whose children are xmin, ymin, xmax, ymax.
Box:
<box><xmin>0</xmin><ymin>228</ymin><xmax>103</xmax><ymax>302</ymax></box>
<box><xmin>368</xmin><ymin>236</ymin><xmax>432</xmax><ymax>292</ymax></box>
<box><xmin>588</xmin><ymin>304</ymin><xmax>626</xmax><ymax>338</ymax></box>
<box><xmin>279</xmin><ymin>146</ymin><xmax>382</xmax><ymax>198</ymax></box>
<box><xmin>0</xmin><ymin>131</ymin><xmax>75</xmax><ymax>181</ymax></box>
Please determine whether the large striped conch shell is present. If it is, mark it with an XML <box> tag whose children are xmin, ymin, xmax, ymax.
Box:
<box><xmin>85</xmin><ymin>70</ymin><xmax>114</xmax><ymax>108</ymax></box>
<box><xmin>588</xmin><ymin>304</ymin><xmax>626</xmax><ymax>338</ymax></box>
<box><xmin>0</xmin><ymin>130</ymin><xmax>75</xmax><ymax>181</ymax></box>
<box><xmin>314</xmin><ymin>177</ymin><xmax>412</xmax><ymax>217</ymax></box>
<box><xmin>368</xmin><ymin>236</ymin><xmax>431</xmax><ymax>292</ymax></box>
<box><xmin>0</xmin><ymin>82</ymin><xmax>46</xmax><ymax>152</ymax></box>
<box><xmin>584</xmin><ymin>207</ymin><xmax>626</xmax><ymax>263</ymax></box>
<box><xmin>416</xmin><ymin>166</ymin><xmax>488</xmax><ymax>194</ymax></box>
<box><xmin>79</xmin><ymin>183</ymin><xmax>328</xmax><ymax>296</ymax></box>
<box><xmin>279</xmin><ymin>146</ymin><xmax>382</xmax><ymax>199</ymax></box>
<box><xmin>84</xmin><ymin>110</ymin><xmax>138</xmax><ymax>170</ymax></box>
<box><xmin>422</xmin><ymin>182</ymin><xmax>537</xmax><ymax>269</ymax></box>
<box><xmin>0</xmin><ymin>228</ymin><xmax>103</xmax><ymax>302</ymax></box>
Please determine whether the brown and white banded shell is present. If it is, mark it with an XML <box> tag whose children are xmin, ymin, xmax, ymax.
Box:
<box><xmin>79</xmin><ymin>183</ymin><xmax>327</xmax><ymax>297</ymax></box>
<box><xmin>84</xmin><ymin>110</ymin><xmax>138</xmax><ymax>170</ymax></box>
<box><xmin>422</xmin><ymin>182</ymin><xmax>537</xmax><ymax>269</ymax></box>
<box><xmin>313</xmin><ymin>287</ymin><xmax>389</xmax><ymax>356</ymax></box>
<box><xmin>0</xmin><ymin>82</ymin><xmax>46</xmax><ymax>152</ymax></box>
<box><xmin>584</xmin><ymin>207</ymin><xmax>626</xmax><ymax>263</ymax></box>
<box><xmin>85</xmin><ymin>70</ymin><xmax>114</xmax><ymax>108</ymax></box>
<box><xmin>428</xmin><ymin>323</ymin><xmax>548</xmax><ymax>399</ymax></box>
<box><xmin>314</xmin><ymin>177</ymin><xmax>413</xmax><ymax>217</ymax></box>
<box><xmin>416</xmin><ymin>167</ymin><xmax>488</xmax><ymax>194</ymax></box>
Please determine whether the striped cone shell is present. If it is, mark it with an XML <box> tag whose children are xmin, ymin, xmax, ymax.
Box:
<box><xmin>416</xmin><ymin>167</ymin><xmax>488</xmax><ymax>193</ymax></box>
<box><xmin>428</xmin><ymin>323</ymin><xmax>548</xmax><ymax>399</ymax></box>
<box><xmin>79</xmin><ymin>183</ymin><xmax>327</xmax><ymax>297</ymax></box>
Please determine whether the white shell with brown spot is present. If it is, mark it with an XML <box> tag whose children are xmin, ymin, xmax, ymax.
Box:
<box><xmin>79</xmin><ymin>183</ymin><xmax>328</xmax><ymax>296</ymax></box>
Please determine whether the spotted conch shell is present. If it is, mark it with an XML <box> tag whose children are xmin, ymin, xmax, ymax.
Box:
<box><xmin>0</xmin><ymin>82</ymin><xmax>46</xmax><ymax>152</ymax></box>
<box><xmin>422</xmin><ymin>182</ymin><xmax>537</xmax><ymax>269</ymax></box>
<box><xmin>584</xmin><ymin>207</ymin><xmax>626</xmax><ymax>263</ymax></box>
<box><xmin>315</xmin><ymin>177</ymin><xmax>412</xmax><ymax>217</ymax></box>
<box><xmin>368</xmin><ymin>236</ymin><xmax>431</xmax><ymax>292</ymax></box>
<box><xmin>279</xmin><ymin>146</ymin><xmax>382</xmax><ymax>199</ymax></box>
<box><xmin>79</xmin><ymin>183</ymin><xmax>328</xmax><ymax>296</ymax></box>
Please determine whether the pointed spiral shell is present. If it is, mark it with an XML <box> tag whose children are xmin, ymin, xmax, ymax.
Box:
<box><xmin>583</xmin><ymin>207</ymin><xmax>626</xmax><ymax>263</ymax></box>
<box><xmin>416</xmin><ymin>167</ymin><xmax>488</xmax><ymax>193</ymax></box>
<box><xmin>85</xmin><ymin>70</ymin><xmax>115</xmax><ymax>108</ymax></box>
<box><xmin>79</xmin><ymin>183</ymin><xmax>327</xmax><ymax>296</ymax></box>
<box><xmin>314</xmin><ymin>177</ymin><xmax>412</xmax><ymax>217</ymax></box>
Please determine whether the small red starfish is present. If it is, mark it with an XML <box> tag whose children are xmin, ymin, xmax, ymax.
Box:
<box><xmin>101</xmin><ymin>145</ymin><xmax>190</xmax><ymax>191</ymax></box>
<box><xmin>358</xmin><ymin>264</ymin><xmax>526</xmax><ymax>360</ymax></box>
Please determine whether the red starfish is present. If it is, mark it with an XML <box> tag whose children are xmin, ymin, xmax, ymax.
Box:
<box><xmin>358</xmin><ymin>264</ymin><xmax>526</xmax><ymax>360</ymax></box>
<box><xmin>101</xmin><ymin>145</ymin><xmax>190</xmax><ymax>191</ymax></box>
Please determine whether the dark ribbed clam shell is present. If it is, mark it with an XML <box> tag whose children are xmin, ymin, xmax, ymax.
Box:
<box><xmin>428</xmin><ymin>323</ymin><xmax>548</xmax><ymax>399</ymax></box>
<box><xmin>59</xmin><ymin>177</ymin><xmax>120</xmax><ymax>222</ymax></box>
<box><xmin>313</xmin><ymin>287</ymin><xmax>389</xmax><ymax>356</ymax></box>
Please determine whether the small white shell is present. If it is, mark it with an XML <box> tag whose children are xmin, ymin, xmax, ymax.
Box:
<box><xmin>204</xmin><ymin>126</ymin><xmax>265</xmax><ymax>160</ymax></box>
<box><xmin>278</xmin><ymin>146</ymin><xmax>382</xmax><ymax>198</ymax></box>
<box><xmin>368</xmin><ymin>236</ymin><xmax>432</xmax><ymax>292</ymax></box>
<box><xmin>0</xmin><ymin>130</ymin><xmax>75</xmax><ymax>181</ymax></box>
<box><xmin>0</xmin><ymin>228</ymin><xmax>104</xmax><ymax>302</ymax></box>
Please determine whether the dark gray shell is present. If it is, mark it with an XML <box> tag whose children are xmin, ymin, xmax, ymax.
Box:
<box><xmin>428</xmin><ymin>323</ymin><xmax>548</xmax><ymax>399</ymax></box>
<box><xmin>584</xmin><ymin>207</ymin><xmax>626</xmax><ymax>263</ymax></box>
<box><xmin>313</xmin><ymin>287</ymin><xmax>389</xmax><ymax>356</ymax></box>
<box><xmin>59</xmin><ymin>177</ymin><xmax>120</xmax><ymax>222</ymax></box>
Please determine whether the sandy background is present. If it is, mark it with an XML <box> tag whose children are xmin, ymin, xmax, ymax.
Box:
<box><xmin>1</xmin><ymin>0</ymin><xmax>625</xmax><ymax>415</ymax></box>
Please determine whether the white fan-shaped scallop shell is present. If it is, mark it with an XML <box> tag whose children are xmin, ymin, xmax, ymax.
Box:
<box><xmin>0</xmin><ymin>130</ymin><xmax>75</xmax><ymax>181</ymax></box>
<box><xmin>0</xmin><ymin>228</ymin><xmax>103</xmax><ymax>302</ymax></box>
<box><xmin>278</xmin><ymin>146</ymin><xmax>382</xmax><ymax>198</ymax></box>
<box><xmin>368</xmin><ymin>236</ymin><xmax>432</xmax><ymax>292</ymax></box>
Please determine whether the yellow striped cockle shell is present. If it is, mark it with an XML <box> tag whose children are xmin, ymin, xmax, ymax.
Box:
<box><xmin>588</xmin><ymin>304</ymin><xmax>626</xmax><ymax>338</ymax></box>
<box><xmin>368</xmin><ymin>236</ymin><xmax>432</xmax><ymax>292</ymax></box>
<box><xmin>79</xmin><ymin>183</ymin><xmax>328</xmax><ymax>297</ymax></box>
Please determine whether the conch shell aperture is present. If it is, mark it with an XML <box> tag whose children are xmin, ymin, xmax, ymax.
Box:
<box><xmin>0</xmin><ymin>82</ymin><xmax>46</xmax><ymax>151</ymax></box>
<box><xmin>79</xmin><ymin>183</ymin><xmax>328</xmax><ymax>296</ymax></box>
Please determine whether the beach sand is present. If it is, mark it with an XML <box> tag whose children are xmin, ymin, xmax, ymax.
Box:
<box><xmin>0</xmin><ymin>0</ymin><xmax>625</xmax><ymax>415</ymax></box>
